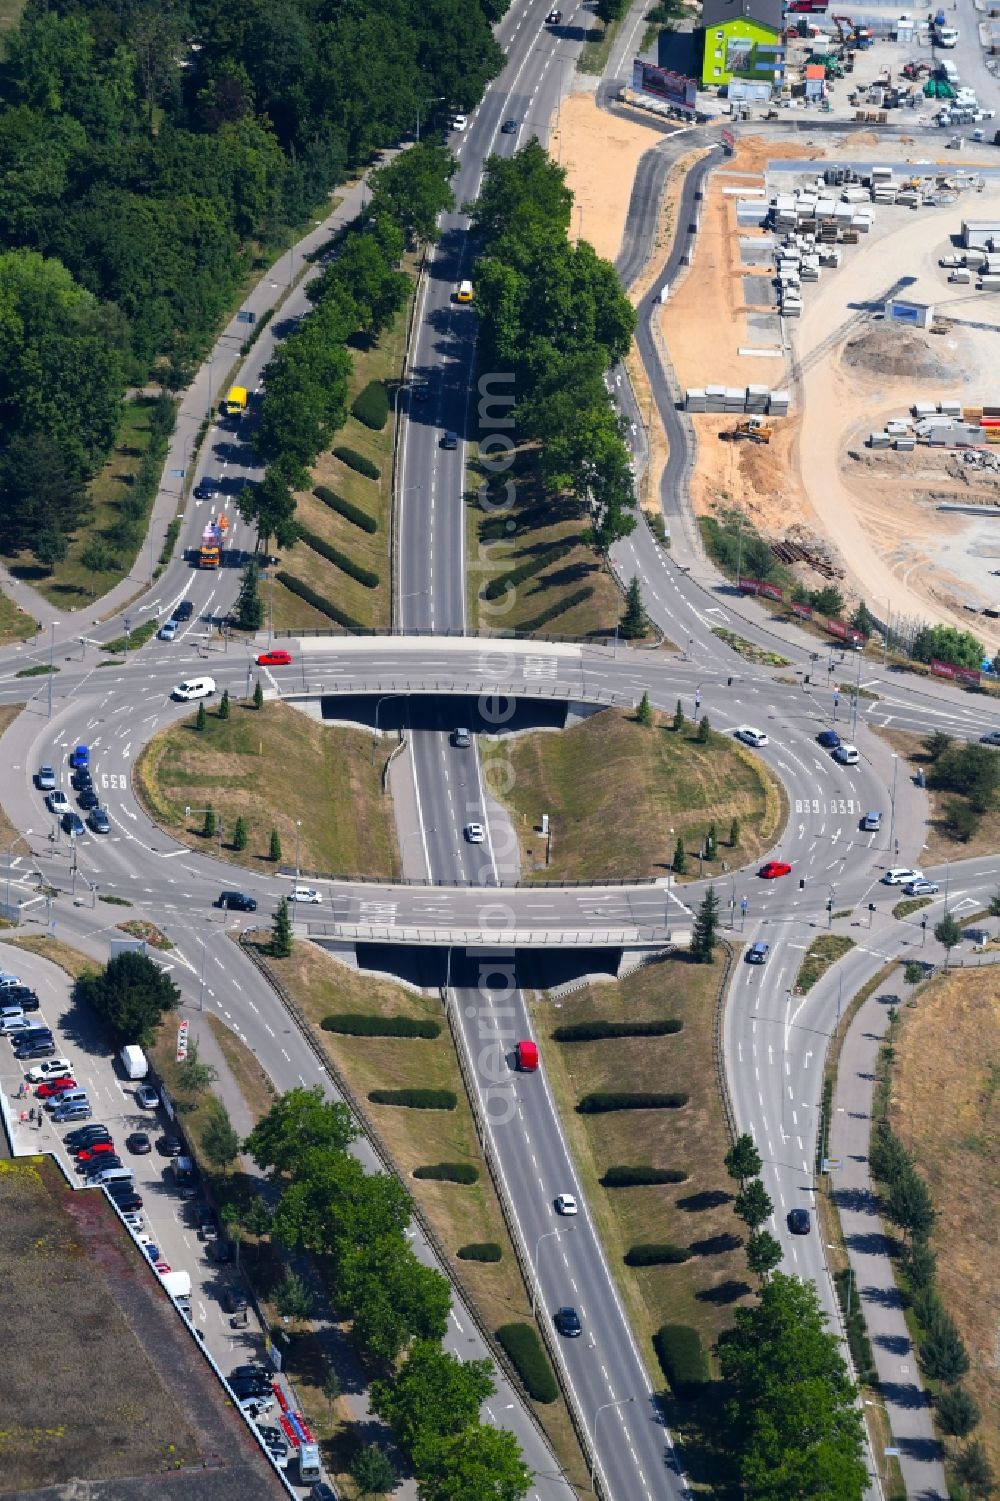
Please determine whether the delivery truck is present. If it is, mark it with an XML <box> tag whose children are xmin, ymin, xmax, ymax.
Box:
<box><xmin>219</xmin><ymin>385</ymin><xmax>247</xmax><ymax>420</ymax></box>
<box><xmin>119</xmin><ymin>1044</ymin><xmax>148</xmax><ymax>1080</ymax></box>
<box><xmin>199</xmin><ymin>520</ymin><xmax>223</xmax><ymax>569</ymax></box>
<box><xmin>160</xmin><ymin>1270</ymin><xmax>192</xmax><ymax>1314</ymax></box>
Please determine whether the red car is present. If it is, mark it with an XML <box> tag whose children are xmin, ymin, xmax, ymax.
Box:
<box><xmin>759</xmin><ymin>860</ymin><xmax>792</xmax><ymax>879</ymax></box>
<box><xmin>36</xmin><ymin>1077</ymin><xmax>78</xmax><ymax>1098</ymax></box>
<box><xmin>75</xmin><ymin>1141</ymin><xmax>116</xmax><ymax>1162</ymax></box>
<box><xmin>256</xmin><ymin>649</ymin><xmax>292</xmax><ymax>667</ymax></box>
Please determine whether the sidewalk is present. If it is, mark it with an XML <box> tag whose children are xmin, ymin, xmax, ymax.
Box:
<box><xmin>2</xmin><ymin>171</ymin><xmax>372</xmax><ymax>644</ymax></box>
<box><xmin>829</xmin><ymin>986</ymin><xmax>948</xmax><ymax>1501</ymax></box>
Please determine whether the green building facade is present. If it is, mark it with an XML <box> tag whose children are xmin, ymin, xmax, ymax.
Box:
<box><xmin>701</xmin><ymin>0</ymin><xmax>785</xmax><ymax>88</ymax></box>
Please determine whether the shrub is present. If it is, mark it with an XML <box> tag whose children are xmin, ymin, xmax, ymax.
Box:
<box><xmin>298</xmin><ymin>526</ymin><xmax>379</xmax><ymax>588</ymax></box>
<box><xmin>334</xmin><ymin>445</ymin><xmax>380</xmax><ymax>479</ymax></box>
<box><xmin>457</xmin><ymin>1242</ymin><xmax>502</xmax><ymax>1262</ymax></box>
<box><xmin>653</xmin><ymin>1324</ymin><xmax>708</xmax><ymax>1398</ymax></box>
<box><xmin>496</xmin><ymin>1323</ymin><xmax>559</xmax><ymax>1404</ymax></box>
<box><xmin>482</xmin><ymin>542</ymin><xmax>574</xmax><ymax>600</ymax></box>
<box><xmin>314</xmin><ymin>485</ymin><xmax>378</xmax><ymax>533</ymax></box>
<box><xmin>578</xmin><ymin>1092</ymin><xmax>689</xmax><ymax>1113</ymax></box>
<box><xmin>368</xmin><ymin>1088</ymin><xmax>457</xmax><ymax>1110</ymax></box>
<box><xmin>517</xmin><ymin>587</ymin><xmax>593</xmax><ymax>634</ymax></box>
<box><xmin>322</xmin><ymin>1013</ymin><xmax>441</xmax><ymax>1039</ymax></box>
<box><xmin>552</xmin><ymin>1019</ymin><xmax>682</xmax><ymax>1043</ymax></box>
<box><xmin>413</xmin><ymin>1163</ymin><xmax>480</xmax><ymax>1183</ymax></box>
<box><xmin>352</xmin><ymin>380</ymin><xmax>390</xmax><ymax>429</ymax></box>
<box><xmin>275</xmin><ymin>571</ymin><xmax>363</xmax><ymax>631</ymax></box>
<box><xmin>625</xmin><ymin>1243</ymin><xmax>690</xmax><ymax>1265</ymax></box>
<box><xmin>159</xmin><ymin>515</ymin><xmax>182</xmax><ymax>566</ymax></box>
<box><xmin>601</xmin><ymin>1165</ymin><xmax>688</xmax><ymax>1187</ymax></box>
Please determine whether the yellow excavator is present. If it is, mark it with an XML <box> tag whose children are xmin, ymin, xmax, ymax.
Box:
<box><xmin>724</xmin><ymin>416</ymin><xmax>773</xmax><ymax>444</ymax></box>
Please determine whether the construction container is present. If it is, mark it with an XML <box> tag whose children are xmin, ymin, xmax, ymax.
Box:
<box><xmin>869</xmin><ymin>431</ymin><xmax>891</xmax><ymax>448</ymax></box>
<box><xmin>894</xmin><ymin>436</ymin><xmax>916</xmax><ymax>450</ymax></box>
<box><xmin>949</xmin><ymin>269</ymin><xmax>972</xmax><ymax>283</ymax></box>
<box><xmin>964</xmin><ymin>407</ymin><xmax>984</xmax><ymax>422</ymax></box>
<box><xmin>871</xmin><ymin>165</ymin><xmax>893</xmax><ymax>183</ymax></box>
<box><xmin>840</xmin><ymin>228</ymin><xmax>860</xmax><ymax>244</ymax></box>
<box><xmin>724</xmin><ymin>386</ymin><xmax>746</xmax><ymax>410</ymax></box>
<box><xmin>979</xmin><ymin>275</ymin><xmax>1000</xmax><ymax>290</ymax></box>
<box><xmin>939</xmin><ymin>399</ymin><xmax>963</xmax><ymax>417</ymax></box>
<box><xmin>705</xmin><ymin>384</ymin><xmax>727</xmax><ymax>412</ymax></box>
<box><xmin>685</xmin><ymin>389</ymin><xmax>707</xmax><ymax>412</ymax></box>
<box><xmin>746</xmin><ymin>384</ymin><xmax>769</xmax><ymax>410</ymax></box>
<box><xmin>768</xmin><ymin>390</ymin><xmax>790</xmax><ymax>415</ymax></box>
<box><xmin>982</xmin><ymin>405</ymin><xmax>1000</xmax><ymax>417</ymax></box>
<box><xmin>852</xmin><ymin>215</ymin><xmax>872</xmax><ymax>232</ymax></box>
<box><xmin>886</xmin><ymin>419</ymin><xmax>911</xmax><ymax>435</ymax></box>
<box><xmin>912</xmin><ymin>401</ymin><xmax>937</xmax><ymax>418</ymax></box>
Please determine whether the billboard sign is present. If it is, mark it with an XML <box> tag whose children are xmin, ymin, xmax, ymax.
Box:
<box><xmin>931</xmin><ymin>657</ymin><xmax>981</xmax><ymax>685</ymax></box>
<box><xmin>631</xmin><ymin>60</ymin><xmax>698</xmax><ymax>114</ymax></box>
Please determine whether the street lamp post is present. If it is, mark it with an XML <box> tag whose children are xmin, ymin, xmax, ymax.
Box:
<box><xmin>5</xmin><ymin>834</ymin><xmax>30</xmax><ymax>919</ymax></box>
<box><xmin>294</xmin><ymin>819</ymin><xmax>302</xmax><ymax>879</ymax></box>
<box><xmin>887</xmin><ymin>754</ymin><xmax>898</xmax><ymax>859</ymax></box>
<box><xmin>372</xmin><ymin>694</ymin><xmax>405</xmax><ymax>764</ymax></box>
<box><xmin>590</xmin><ymin>1397</ymin><xmax>637</xmax><ymax>1494</ymax></box>
<box><xmin>399</xmin><ymin>827</ymin><xmax>433</xmax><ymax>881</ymax></box>
<box><xmin>531</xmin><ymin>1226</ymin><xmax>573</xmax><ymax>1315</ymax></box>
<box><xmin>122</xmin><ymin>615</ymin><xmax>131</xmax><ymax>662</ymax></box>
<box><xmin>47</xmin><ymin>623</ymin><xmax>55</xmax><ymax>719</ymax></box>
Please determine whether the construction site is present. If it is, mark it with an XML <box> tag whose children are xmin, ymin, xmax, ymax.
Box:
<box><xmin>662</xmin><ymin>128</ymin><xmax>1000</xmax><ymax>650</ymax></box>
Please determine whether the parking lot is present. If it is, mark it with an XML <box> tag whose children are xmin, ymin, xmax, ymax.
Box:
<box><xmin>0</xmin><ymin>941</ymin><xmax>319</xmax><ymax>1495</ymax></box>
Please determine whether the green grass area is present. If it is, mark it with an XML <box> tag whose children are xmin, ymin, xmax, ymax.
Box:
<box><xmin>0</xmin><ymin>0</ymin><xmax>25</xmax><ymax>35</ymax></box>
<box><xmin>2</xmin><ymin>399</ymin><xmax>164</xmax><ymax>610</ymax></box>
<box><xmin>134</xmin><ymin>699</ymin><xmax>396</xmax><ymax>879</ymax></box>
<box><xmin>262</xmin><ymin>940</ymin><xmax>589</xmax><ymax>1493</ymax></box>
<box><xmin>795</xmin><ymin>933</ymin><xmax>855</xmax><ymax>993</ymax></box>
<box><xmin>712</xmin><ymin>627</ymin><xmax>791</xmax><ymax>667</ymax></box>
<box><xmin>892</xmin><ymin>896</ymin><xmax>932</xmax><ymax>920</ymax></box>
<box><xmin>271</xmin><ymin>270</ymin><xmax>416</xmax><ymax>634</ymax></box>
<box><xmin>467</xmin><ymin>451</ymin><xmax>622</xmax><ymax>639</ymax></box>
<box><xmin>0</xmin><ymin>589</ymin><xmax>37</xmax><ymax>645</ymax></box>
<box><xmin>533</xmin><ymin>956</ymin><xmax>747</xmax><ymax>1442</ymax></box>
<box><xmin>482</xmin><ymin>706</ymin><xmax>783</xmax><ymax>881</ymax></box>
<box><xmin>577</xmin><ymin>15</ymin><xmax>621</xmax><ymax>73</ymax></box>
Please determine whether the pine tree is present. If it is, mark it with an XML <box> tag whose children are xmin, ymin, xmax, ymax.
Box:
<box><xmin>253</xmin><ymin>678</ymin><xmax>264</xmax><ymax>711</ymax></box>
<box><xmin>269</xmin><ymin>828</ymin><xmax>282</xmax><ymax>862</ymax></box>
<box><xmin>619</xmin><ymin>576</ymin><xmax>646</xmax><ymax>639</ymax></box>
<box><xmin>673</xmin><ymin>836</ymin><xmax>686</xmax><ymax>874</ymax></box>
<box><xmin>233</xmin><ymin>815</ymin><xmax>248</xmax><ymax>851</ymax></box>
<box><xmin>196</xmin><ymin>701</ymin><xmax>207</xmax><ymax>732</ymax></box>
<box><xmin>218</xmin><ymin>687</ymin><xmax>231</xmax><ymax>721</ymax></box>
<box><xmin>636</xmin><ymin>691</ymin><xmax>652</xmax><ymax>726</ymax></box>
<box><xmin>729</xmin><ymin>816</ymin><xmax>740</xmax><ymax>847</ymax></box>
<box><xmin>706</xmin><ymin>823</ymin><xmax>717</xmax><ymax>861</ymax></box>
<box><xmin>235</xmin><ymin>560</ymin><xmax>264</xmax><ymax>631</ymax></box>
<box><xmin>271</xmin><ymin>896</ymin><xmax>293</xmax><ymax>958</ymax></box>
<box><xmin>202</xmin><ymin>807</ymin><xmax>216</xmax><ymax>838</ymax></box>
<box><xmin>691</xmin><ymin>885</ymin><xmax>719</xmax><ymax>963</ymax></box>
<box><xmin>673</xmin><ymin>699</ymin><xmax>684</xmax><ymax>732</ymax></box>
<box><xmin>935</xmin><ymin>1386</ymin><xmax>979</xmax><ymax>1439</ymax></box>
<box><xmin>697</xmin><ymin>713</ymin><xmax>711</xmax><ymax>742</ymax></box>
<box><xmin>725</xmin><ymin>1133</ymin><xmax>763</xmax><ymax>1184</ymax></box>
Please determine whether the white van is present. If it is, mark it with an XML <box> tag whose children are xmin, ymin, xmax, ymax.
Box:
<box><xmin>89</xmin><ymin>1165</ymin><xmax>134</xmax><ymax>1188</ymax></box>
<box><xmin>940</xmin><ymin>60</ymin><xmax>958</xmax><ymax>82</ymax></box>
<box><xmin>172</xmin><ymin>676</ymin><xmax>216</xmax><ymax>702</ymax></box>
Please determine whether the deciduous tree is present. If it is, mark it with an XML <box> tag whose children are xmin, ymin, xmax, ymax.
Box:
<box><xmin>76</xmin><ymin>951</ymin><xmax>180</xmax><ymax>1045</ymax></box>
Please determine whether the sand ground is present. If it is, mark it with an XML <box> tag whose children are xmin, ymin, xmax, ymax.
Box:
<box><xmin>554</xmin><ymin>91</ymin><xmax>666</xmax><ymax>263</ymax></box>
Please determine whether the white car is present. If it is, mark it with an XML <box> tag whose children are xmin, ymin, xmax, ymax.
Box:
<box><xmin>0</xmin><ymin>1015</ymin><xmax>34</xmax><ymax>1035</ymax></box>
<box><xmin>905</xmin><ymin>878</ymin><xmax>940</xmax><ymax>896</ymax></box>
<box><xmin>172</xmin><ymin>676</ymin><xmax>216</xmax><ymax>701</ymax></box>
<box><xmin>26</xmin><ymin>1058</ymin><xmax>73</xmax><ymax>1083</ymax></box>
<box><xmin>882</xmin><ymin>868</ymin><xmax>924</xmax><ymax>886</ymax></box>
<box><xmin>158</xmin><ymin>620</ymin><xmax>178</xmax><ymax>642</ymax></box>
<box><xmin>451</xmin><ymin>113</ymin><xmax>467</xmax><ymax>132</ymax></box>
<box><xmin>735</xmin><ymin>726</ymin><xmax>768</xmax><ymax>748</ymax></box>
<box><xmin>46</xmin><ymin>790</ymin><xmax>70</xmax><ymax>815</ymax></box>
<box><xmin>554</xmin><ymin>1194</ymin><xmax>578</xmax><ymax>1216</ymax></box>
<box><xmin>290</xmin><ymin>886</ymin><xmax>322</xmax><ymax>904</ymax></box>
<box><xmin>465</xmin><ymin>823</ymin><xmax>486</xmax><ymax>844</ymax></box>
<box><xmin>980</xmin><ymin>730</ymin><xmax>1000</xmax><ymax>747</ymax></box>
<box><xmin>833</xmin><ymin>743</ymin><xmax>860</xmax><ymax>765</ymax></box>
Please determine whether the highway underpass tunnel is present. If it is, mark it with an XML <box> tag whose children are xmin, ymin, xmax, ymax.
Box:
<box><xmin>313</xmin><ymin>943</ymin><xmax>629</xmax><ymax>994</ymax></box>
<box><xmin>316</xmin><ymin>693</ymin><xmax>608</xmax><ymax>736</ymax></box>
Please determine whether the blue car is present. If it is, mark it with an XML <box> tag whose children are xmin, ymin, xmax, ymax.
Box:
<box><xmin>817</xmin><ymin>729</ymin><xmax>841</xmax><ymax>749</ymax></box>
<box><xmin>69</xmin><ymin>744</ymin><xmax>90</xmax><ymax>769</ymax></box>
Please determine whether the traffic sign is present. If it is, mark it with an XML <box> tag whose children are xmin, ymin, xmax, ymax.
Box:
<box><xmin>236</xmin><ymin>310</ymin><xmax>257</xmax><ymax>325</ymax></box>
<box><xmin>822</xmin><ymin>1158</ymin><xmax>842</xmax><ymax>1172</ymax></box>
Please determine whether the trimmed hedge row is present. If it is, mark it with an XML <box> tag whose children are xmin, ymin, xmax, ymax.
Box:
<box><xmin>322</xmin><ymin>1013</ymin><xmax>440</xmax><ymax>1038</ymax></box>
<box><xmin>496</xmin><ymin>1323</ymin><xmax>559</xmax><ymax>1404</ymax></box>
<box><xmin>334</xmin><ymin>445</ymin><xmax>380</xmax><ymax>480</ymax></box>
<box><xmin>625</xmin><ymin>1243</ymin><xmax>691</xmax><ymax>1266</ymax></box>
<box><xmin>275</xmin><ymin>571</ymin><xmax>363</xmax><ymax>632</ymax></box>
<box><xmin>457</xmin><ymin>1242</ymin><xmax>502</xmax><ymax>1262</ymax></box>
<box><xmin>653</xmin><ymin>1324</ymin><xmax>708</xmax><ymax>1399</ymax></box>
<box><xmin>553</xmin><ymin>1019</ymin><xmax>683</xmax><ymax>1043</ymax></box>
<box><xmin>413</xmin><ymin>1163</ymin><xmax>479</xmax><ymax>1184</ymax></box>
<box><xmin>482</xmin><ymin>541</ymin><xmax>574</xmax><ymax>601</ymax></box>
<box><xmin>314</xmin><ymin>485</ymin><xmax>378</xmax><ymax>534</ymax></box>
<box><xmin>518</xmin><ymin>586</ymin><xmax>593</xmax><ymax>635</ymax></box>
<box><xmin>299</xmin><ymin>526</ymin><xmax>379</xmax><ymax>588</ymax></box>
<box><xmin>352</xmin><ymin>379</ymin><xmax>390</xmax><ymax>430</ymax></box>
<box><xmin>601</xmin><ymin>1165</ymin><xmax>689</xmax><ymax>1187</ymax></box>
<box><xmin>578</xmin><ymin>1092</ymin><xmax>689</xmax><ymax>1114</ymax></box>
<box><xmin>368</xmin><ymin>1088</ymin><xmax>457</xmax><ymax>1110</ymax></box>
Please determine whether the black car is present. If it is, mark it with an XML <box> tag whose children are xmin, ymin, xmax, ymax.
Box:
<box><xmin>223</xmin><ymin>1287</ymin><xmax>249</xmax><ymax>1315</ymax></box>
<box><xmin>172</xmin><ymin>601</ymin><xmax>194</xmax><ymax>622</ymax></box>
<box><xmin>79</xmin><ymin>1155</ymin><xmax>123</xmax><ymax>1174</ymax></box>
<box><xmin>311</xmin><ymin>1484</ymin><xmax>337</xmax><ymax>1501</ymax></box>
<box><xmin>441</xmin><ymin>430</ymin><xmax>458</xmax><ymax>450</ymax></box>
<box><xmin>66</xmin><ymin>1125</ymin><xmax>111</xmax><ymax>1147</ymax></box>
<box><xmin>256</xmin><ymin>1425</ymin><xmax>289</xmax><ymax>1462</ymax></box>
<box><xmin>126</xmin><ymin>1132</ymin><xmax>152</xmax><ymax>1154</ymax></box>
<box><xmin>501</xmin><ymin>118</ymin><xmax>518</xmax><ymax>133</ymax></box>
<box><xmin>554</xmin><ymin>1306</ymin><xmax>582</xmax><ymax>1337</ymax></box>
<box><xmin>230</xmin><ymin>1376</ymin><xmax>272</xmax><ymax>1401</ymax></box>
<box><xmin>212</xmin><ymin>1238</ymin><xmax>234</xmax><ymax>1264</ymax></box>
<box><xmin>5</xmin><ymin>987</ymin><xmax>39</xmax><ymax>1011</ymax></box>
<box><xmin>78</xmin><ymin>788</ymin><xmax>99</xmax><ymax>811</ymax></box>
<box><xmin>88</xmin><ymin>807</ymin><xmax>111</xmax><ymax>834</ymax></box>
<box><xmin>788</xmin><ymin>1208</ymin><xmax>811</xmax><ymax>1235</ymax></box>
<box><xmin>158</xmin><ymin>1134</ymin><xmax>184</xmax><ymax>1157</ymax></box>
<box><xmin>193</xmin><ymin>479</ymin><xmax>217</xmax><ymax>500</ymax></box>
<box><xmin>62</xmin><ymin>811</ymin><xmax>85</xmax><ymax>836</ymax></box>
<box><xmin>217</xmin><ymin>891</ymin><xmax>257</xmax><ymax>912</ymax></box>
<box><xmin>14</xmin><ymin>1039</ymin><xmax>56</xmax><ymax>1059</ymax></box>
<box><xmin>105</xmin><ymin>1186</ymin><xmax>143</xmax><ymax>1211</ymax></box>
<box><xmin>230</xmin><ymin>1364</ymin><xmax>269</xmax><ymax>1383</ymax></box>
<box><xmin>72</xmin><ymin>767</ymin><xmax>92</xmax><ymax>791</ymax></box>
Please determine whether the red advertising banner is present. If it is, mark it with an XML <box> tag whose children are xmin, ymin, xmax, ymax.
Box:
<box><xmin>790</xmin><ymin>601</ymin><xmax>813</xmax><ymax>619</ymax></box>
<box><xmin>826</xmin><ymin>618</ymin><xmax>848</xmax><ymax>639</ymax></box>
<box><xmin>931</xmin><ymin>658</ymin><xmax>981</xmax><ymax>685</ymax></box>
<box><xmin>758</xmin><ymin>581</ymin><xmax>783</xmax><ymax>601</ymax></box>
<box><xmin>738</xmin><ymin>576</ymin><xmax>760</xmax><ymax>594</ymax></box>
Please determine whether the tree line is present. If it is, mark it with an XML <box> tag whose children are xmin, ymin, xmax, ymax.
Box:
<box><xmin>0</xmin><ymin>0</ymin><xmax>501</xmax><ymax>561</ymax></box>
<box><xmin>469</xmin><ymin>141</ymin><xmax>638</xmax><ymax>553</ymax></box>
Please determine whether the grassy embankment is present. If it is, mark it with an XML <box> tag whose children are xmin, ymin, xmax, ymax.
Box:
<box><xmin>534</xmin><ymin>952</ymin><xmax>747</xmax><ymax>1490</ymax></box>
<box><xmin>878</xmin><ymin>726</ymin><xmax>1000</xmax><ymax>865</ymax></box>
<box><xmin>466</xmin><ymin>454</ymin><xmax>624</xmax><ymax>640</ymax></box>
<box><xmin>270</xmin><ymin>266</ymin><xmax>417</xmax><ymax>634</ymax></box>
<box><xmin>2</xmin><ymin>399</ymin><xmax>167</xmax><ymax>611</ymax></box>
<box><xmin>134</xmin><ymin>699</ymin><xmax>396</xmax><ymax>878</ymax></box>
<box><xmin>483</xmin><ymin>705</ymin><xmax>783</xmax><ymax>881</ymax></box>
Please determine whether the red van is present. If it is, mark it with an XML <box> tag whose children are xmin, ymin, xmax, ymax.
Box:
<box><xmin>515</xmin><ymin>1040</ymin><xmax>539</xmax><ymax>1072</ymax></box>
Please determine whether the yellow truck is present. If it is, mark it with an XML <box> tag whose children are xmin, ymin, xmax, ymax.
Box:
<box><xmin>219</xmin><ymin>385</ymin><xmax>248</xmax><ymax>420</ymax></box>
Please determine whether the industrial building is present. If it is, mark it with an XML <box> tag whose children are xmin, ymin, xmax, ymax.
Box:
<box><xmin>700</xmin><ymin>0</ymin><xmax>785</xmax><ymax>88</ymax></box>
<box><xmin>961</xmin><ymin>219</ymin><xmax>1000</xmax><ymax>250</ymax></box>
